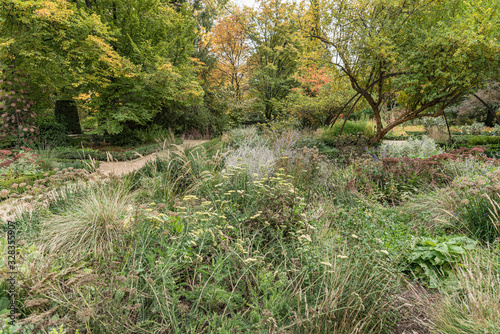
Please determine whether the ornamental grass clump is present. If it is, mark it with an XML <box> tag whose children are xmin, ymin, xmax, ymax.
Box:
<box><xmin>379</xmin><ymin>135</ymin><xmax>443</xmax><ymax>159</ymax></box>
<box><xmin>40</xmin><ymin>181</ymin><xmax>133</xmax><ymax>258</ymax></box>
<box><xmin>225</xmin><ymin>144</ymin><xmax>276</xmax><ymax>180</ymax></box>
<box><xmin>449</xmin><ymin>170</ymin><xmax>500</xmax><ymax>243</ymax></box>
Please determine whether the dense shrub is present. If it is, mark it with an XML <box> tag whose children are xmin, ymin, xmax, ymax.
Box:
<box><xmin>322</xmin><ymin>133</ymin><xmax>371</xmax><ymax>165</ymax></box>
<box><xmin>350</xmin><ymin>156</ymin><xmax>451</xmax><ymax>204</ymax></box>
<box><xmin>450</xmin><ymin>171</ymin><xmax>500</xmax><ymax>243</ymax></box>
<box><xmin>34</xmin><ymin>115</ymin><xmax>70</xmax><ymax>146</ymax></box>
<box><xmin>0</xmin><ymin>148</ymin><xmax>40</xmax><ymax>177</ymax></box>
<box><xmin>223</xmin><ymin>126</ymin><xmax>265</xmax><ymax>149</ymax></box>
<box><xmin>225</xmin><ymin>144</ymin><xmax>276</xmax><ymax>179</ymax></box>
<box><xmin>51</xmin><ymin>144</ymin><xmax>160</xmax><ymax>161</ymax></box>
<box><xmin>453</xmin><ymin>135</ymin><xmax>500</xmax><ymax>145</ymax></box>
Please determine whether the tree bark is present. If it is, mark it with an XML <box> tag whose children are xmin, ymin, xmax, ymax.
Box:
<box><xmin>473</xmin><ymin>94</ymin><xmax>500</xmax><ymax>126</ymax></box>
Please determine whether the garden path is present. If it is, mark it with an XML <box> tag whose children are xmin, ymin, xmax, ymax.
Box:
<box><xmin>0</xmin><ymin>139</ymin><xmax>208</xmax><ymax>223</ymax></box>
<box><xmin>98</xmin><ymin>139</ymin><xmax>208</xmax><ymax>176</ymax></box>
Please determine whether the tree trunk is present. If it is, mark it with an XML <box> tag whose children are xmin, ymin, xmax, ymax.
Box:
<box><xmin>474</xmin><ymin>94</ymin><xmax>500</xmax><ymax>126</ymax></box>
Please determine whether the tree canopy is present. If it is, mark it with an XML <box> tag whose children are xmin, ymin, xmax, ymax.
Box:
<box><xmin>0</xmin><ymin>0</ymin><xmax>498</xmax><ymax>141</ymax></box>
<box><xmin>312</xmin><ymin>0</ymin><xmax>500</xmax><ymax>142</ymax></box>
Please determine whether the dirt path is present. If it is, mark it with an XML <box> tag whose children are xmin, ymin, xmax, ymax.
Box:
<box><xmin>0</xmin><ymin>140</ymin><xmax>208</xmax><ymax>222</ymax></box>
<box><xmin>98</xmin><ymin>139</ymin><xmax>207</xmax><ymax>176</ymax></box>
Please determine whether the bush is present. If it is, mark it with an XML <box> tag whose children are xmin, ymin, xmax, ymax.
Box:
<box><xmin>451</xmin><ymin>175</ymin><xmax>500</xmax><ymax>243</ymax></box>
<box><xmin>378</xmin><ymin>136</ymin><xmax>444</xmax><ymax>159</ymax></box>
<box><xmin>453</xmin><ymin>135</ymin><xmax>500</xmax><ymax>146</ymax></box>
<box><xmin>321</xmin><ymin>133</ymin><xmax>371</xmax><ymax>165</ymax></box>
<box><xmin>322</xmin><ymin>120</ymin><xmax>374</xmax><ymax>139</ymax></box>
<box><xmin>34</xmin><ymin>115</ymin><xmax>70</xmax><ymax>147</ymax></box>
<box><xmin>223</xmin><ymin>126</ymin><xmax>266</xmax><ymax>149</ymax></box>
<box><xmin>460</xmin><ymin>121</ymin><xmax>486</xmax><ymax>135</ymax></box>
<box><xmin>350</xmin><ymin>156</ymin><xmax>451</xmax><ymax>204</ymax></box>
<box><xmin>295</xmin><ymin>136</ymin><xmax>339</xmax><ymax>159</ymax></box>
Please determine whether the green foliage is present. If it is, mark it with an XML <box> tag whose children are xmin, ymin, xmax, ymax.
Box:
<box><xmin>322</xmin><ymin>120</ymin><xmax>374</xmax><ymax>139</ymax></box>
<box><xmin>453</xmin><ymin>135</ymin><xmax>500</xmax><ymax>145</ymax></box>
<box><xmin>224</xmin><ymin>126</ymin><xmax>266</xmax><ymax>149</ymax></box>
<box><xmin>0</xmin><ymin>0</ymin><xmax>204</xmax><ymax>135</ymax></box>
<box><xmin>321</xmin><ymin>133</ymin><xmax>371</xmax><ymax>165</ymax></box>
<box><xmin>406</xmin><ymin>236</ymin><xmax>477</xmax><ymax>288</ymax></box>
<box><xmin>34</xmin><ymin>115</ymin><xmax>70</xmax><ymax>147</ymax></box>
<box><xmin>318</xmin><ymin>0</ymin><xmax>500</xmax><ymax>142</ymax></box>
<box><xmin>351</xmin><ymin>156</ymin><xmax>451</xmax><ymax>204</ymax></box>
<box><xmin>247</xmin><ymin>0</ymin><xmax>303</xmax><ymax>120</ymax></box>
<box><xmin>0</xmin><ymin>148</ymin><xmax>40</xmax><ymax>179</ymax></box>
<box><xmin>460</xmin><ymin>122</ymin><xmax>486</xmax><ymax>135</ymax></box>
<box><xmin>0</xmin><ymin>67</ymin><xmax>39</xmax><ymax>148</ymax></box>
<box><xmin>455</xmin><ymin>194</ymin><xmax>500</xmax><ymax>244</ymax></box>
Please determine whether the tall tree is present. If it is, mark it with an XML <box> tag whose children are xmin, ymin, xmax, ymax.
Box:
<box><xmin>208</xmin><ymin>13</ymin><xmax>249</xmax><ymax>100</ymax></box>
<box><xmin>311</xmin><ymin>0</ymin><xmax>500</xmax><ymax>143</ymax></box>
<box><xmin>0</xmin><ymin>0</ymin><xmax>205</xmax><ymax>135</ymax></box>
<box><xmin>246</xmin><ymin>0</ymin><xmax>304</xmax><ymax>120</ymax></box>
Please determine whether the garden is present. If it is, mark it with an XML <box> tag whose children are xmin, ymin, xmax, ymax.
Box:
<box><xmin>1</xmin><ymin>120</ymin><xmax>500</xmax><ymax>333</ymax></box>
<box><xmin>1</xmin><ymin>0</ymin><xmax>500</xmax><ymax>332</ymax></box>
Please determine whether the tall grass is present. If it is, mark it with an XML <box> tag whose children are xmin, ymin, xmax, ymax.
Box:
<box><xmin>431</xmin><ymin>249</ymin><xmax>500</xmax><ymax>333</ymax></box>
<box><xmin>379</xmin><ymin>136</ymin><xmax>443</xmax><ymax>159</ymax></box>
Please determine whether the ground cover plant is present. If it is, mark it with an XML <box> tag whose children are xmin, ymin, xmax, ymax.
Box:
<box><xmin>1</xmin><ymin>124</ymin><xmax>499</xmax><ymax>334</ymax></box>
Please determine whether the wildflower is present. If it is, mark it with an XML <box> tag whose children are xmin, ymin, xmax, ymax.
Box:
<box><xmin>351</xmin><ymin>234</ymin><xmax>359</xmax><ymax>239</ymax></box>
<box><xmin>149</xmin><ymin>202</ymin><xmax>156</xmax><ymax>206</ymax></box>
